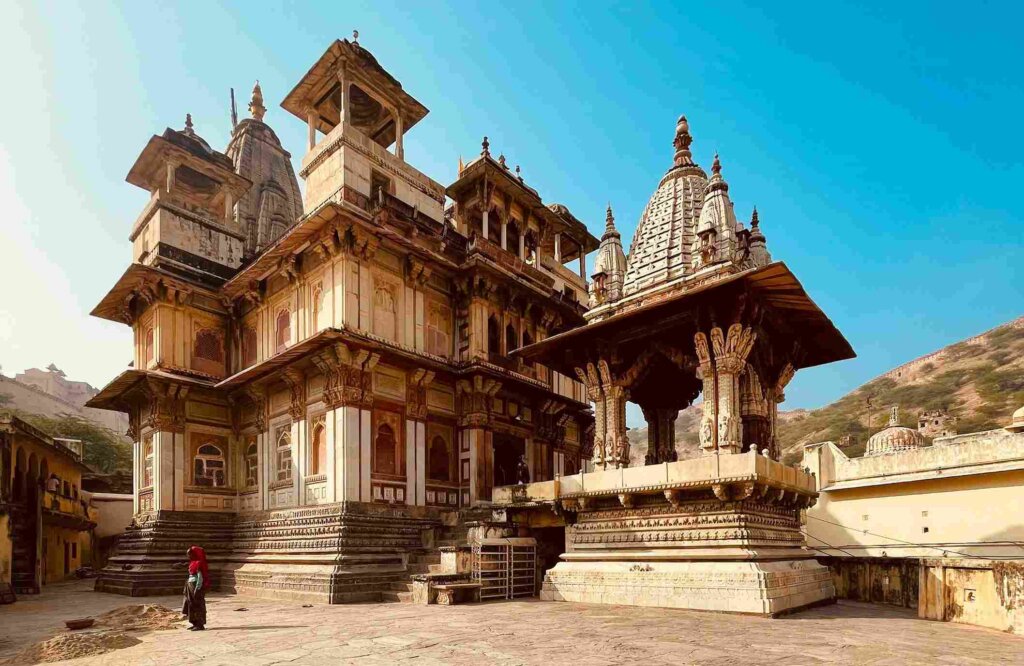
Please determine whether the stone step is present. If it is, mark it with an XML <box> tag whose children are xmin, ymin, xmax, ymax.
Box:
<box><xmin>388</xmin><ymin>581</ymin><xmax>415</xmax><ymax>592</ymax></box>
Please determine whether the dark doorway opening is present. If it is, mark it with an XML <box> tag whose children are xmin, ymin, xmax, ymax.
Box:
<box><xmin>492</xmin><ymin>433</ymin><xmax>525</xmax><ymax>488</ymax></box>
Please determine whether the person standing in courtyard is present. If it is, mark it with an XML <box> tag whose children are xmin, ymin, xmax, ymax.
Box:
<box><xmin>182</xmin><ymin>545</ymin><xmax>209</xmax><ymax>631</ymax></box>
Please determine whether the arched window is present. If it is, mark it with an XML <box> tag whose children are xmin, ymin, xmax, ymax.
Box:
<box><xmin>242</xmin><ymin>325</ymin><xmax>258</xmax><ymax>368</ymax></box>
<box><xmin>194</xmin><ymin>443</ymin><xmax>225</xmax><ymax>487</ymax></box>
<box><xmin>426</xmin><ymin>301</ymin><xmax>452</xmax><ymax>357</ymax></box>
<box><xmin>487</xmin><ymin>315</ymin><xmax>500</xmax><ymax>356</ymax></box>
<box><xmin>275</xmin><ymin>309</ymin><xmax>291</xmax><ymax>353</ymax></box>
<box><xmin>244</xmin><ymin>439</ymin><xmax>258</xmax><ymax>488</ymax></box>
<box><xmin>505</xmin><ymin>323</ymin><xmax>518</xmax><ymax>354</ymax></box>
<box><xmin>145</xmin><ymin>327</ymin><xmax>155</xmax><ymax>366</ymax></box>
<box><xmin>143</xmin><ymin>437</ymin><xmax>154</xmax><ymax>488</ymax></box>
<box><xmin>428</xmin><ymin>435</ymin><xmax>449</xmax><ymax>482</ymax></box>
<box><xmin>373</xmin><ymin>423</ymin><xmax>397</xmax><ymax>475</ymax></box>
<box><xmin>275</xmin><ymin>428</ymin><xmax>292</xmax><ymax>482</ymax></box>
<box><xmin>310</xmin><ymin>421</ymin><xmax>326</xmax><ymax>476</ymax></box>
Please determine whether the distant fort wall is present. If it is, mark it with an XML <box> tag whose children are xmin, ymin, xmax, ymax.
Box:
<box><xmin>880</xmin><ymin>316</ymin><xmax>1024</xmax><ymax>382</ymax></box>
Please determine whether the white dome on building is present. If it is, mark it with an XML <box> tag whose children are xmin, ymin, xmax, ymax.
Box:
<box><xmin>866</xmin><ymin>406</ymin><xmax>926</xmax><ymax>456</ymax></box>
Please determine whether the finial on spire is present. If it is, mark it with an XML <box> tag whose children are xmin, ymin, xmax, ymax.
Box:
<box><xmin>751</xmin><ymin>206</ymin><xmax>759</xmax><ymax>228</ymax></box>
<box><xmin>352</xmin><ymin>30</ymin><xmax>359</xmax><ymax>45</ymax></box>
<box><xmin>184</xmin><ymin>113</ymin><xmax>194</xmax><ymax>135</ymax></box>
<box><xmin>481</xmin><ymin>136</ymin><xmax>490</xmax><ymax>156</ymax></box>
<box><xmin>673</xmin><ymin>114</ymin><xmax>694</xmax><ymax>167</ymax></box>
<box><xmin>712</xmin><ymin>152</ymin><xmax>721</xmax><ymax>175</ymax></box>
<box><xmin>515</xmin><ymin>164</ymin><xmax>522</xmax><ymax>181</ymax></box>
<box><xmin>249</xmin><ymin>80</ymin><xmax>266</xmax><ymax>122</ymax></box>
<box><xmin>605</xmin><ymin>203</ymin><xmax>615</xmax><ymax>231</ymax></box>
<box><xmin>498</xmin><ymin>153</ymin><xmax>507</xmax><ymax>168</ymax></box>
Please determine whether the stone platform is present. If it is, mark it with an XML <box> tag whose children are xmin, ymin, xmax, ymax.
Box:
<box><xmin>498</xmin><ymin>450</ymin><xmax>834</xmax><ymax>616</ymax></box>
<box><xmin>95</xmin><ymin>501</ymin><xmax>441</xmax><ymax>603</ymax></box>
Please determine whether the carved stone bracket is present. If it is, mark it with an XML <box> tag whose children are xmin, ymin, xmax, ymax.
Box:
<box><xmin>244</xmin><ymin>385</ymin><xmax>268</xmax><ymax>433</ymax></box>
<box><xmin>405</xmin><ymin>369</ymin><xmax>435</xmax><ymax>419</ymax></box>
<box><xmin>456</xmin><ymin>375</ymin><xmax>501</xmax><ymax>426</ymax></box>
<box><xmin>141</xmin><ymin>379</ymin><xmax>187</xmax><ymax>433</ymax></box>
<box><xmin>281</xmin><ymin>367</ymin><xmax>307</xmax><ymax>421</ymax></box>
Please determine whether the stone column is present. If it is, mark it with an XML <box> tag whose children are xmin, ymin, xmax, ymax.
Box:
<box><xmin>519</xmin><ymin>233</ymin><xmax>526</xmax><ymax>260</ymax></box>
<box><xmin>482</xmin><ymin>209</ymin><xmax>489</xmax><ymax>242</ymax></box>
<box><xmin>710</xmin><ymin>324</ymin><xmax>757</xmax><ymax>455</ymax></box>
<box><xmin>306</xmin><ymin>108</ymin><xmax>317</xmax><ymax>151</ymax></box>
<box><xmin>694</xmin><ymin>332</ymin><xmax>718</xmax><ymax>455</ymax></box>
<box><xmin>554</xmin><ymin>233</ymin><xmax>562</xmax><ymax>263</ymax></box>
<box><xmin>579</xmin><ymin>250</ymin><xmax>586</xmax><ymax>280</ymax></box>
<box><xmin>165</xmin><ymin>162</ymin><xmax>177</xmax><ymax>193</ymax></box>
<box><xmin>501</xmin><ymin>219</ymin><xmax>508</xmax><ymax>250</ymax></box>
<box><xmin>394</xmin><ymin>109</ymin><xmax>404</xmax><ymax>160</ymax></box>
<box><xmin>152</xmin><ymin>430</ymin><xmax>176</xmax><ymax>511</ymax></box>
<box><xmin>337</xmin><ymin>66</ymin><xmax>349</xmax><ymax>124</ymax></box>
<box><xmin>576</xmin><ymin>364</ymin><xmax>606</xmax><ymax>469</ymax></box>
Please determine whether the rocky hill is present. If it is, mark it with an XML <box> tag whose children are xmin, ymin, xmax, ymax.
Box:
<box><xmin>628</xmin><ymin>315</ymin><xmax>1024</xmax><ymax>465</ymax></box>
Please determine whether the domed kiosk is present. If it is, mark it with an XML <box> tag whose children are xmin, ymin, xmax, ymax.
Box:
<box><xmin>866</xmin><ymin>406</ymin><xmax>927</xmax><ymax>455</ymax></box>
<box><xmin>514</xmin><ymin>115</ymin><xmax>855</xmax><ymax>616</ymax></box>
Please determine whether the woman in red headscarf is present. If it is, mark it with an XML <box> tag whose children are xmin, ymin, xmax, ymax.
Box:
<box><xmin>181</xmin><ymin>545</ymin><xmax>209</xmax><ymax>630</ymax></box>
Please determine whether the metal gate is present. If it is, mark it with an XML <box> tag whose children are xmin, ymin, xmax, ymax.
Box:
<box><xmin>472</xmin><ymin>537</ymin><xmax>537</xmax><ymax>600</ymax></box>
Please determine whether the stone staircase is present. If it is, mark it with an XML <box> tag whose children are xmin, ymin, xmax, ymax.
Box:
<box><xmin>380</xmin><ymin>551</ymin><xmax>445</xmax><ymax>602</ymax></box>
<box><xmin>10</xmin><ymin>505</ymin><xmax>38</xmax><ymax>595</ymax></box>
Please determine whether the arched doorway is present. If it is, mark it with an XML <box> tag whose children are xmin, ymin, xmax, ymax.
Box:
<box><xmin>12</xmin><ymin>451</ymin><xmax>41</xmax><ymax>594</ymax></box>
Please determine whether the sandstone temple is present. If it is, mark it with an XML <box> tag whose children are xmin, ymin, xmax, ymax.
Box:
<box><xmin>73</xmin><ymin>36</ymin><xmax>1024</xmax><ymax>626</ymax></box>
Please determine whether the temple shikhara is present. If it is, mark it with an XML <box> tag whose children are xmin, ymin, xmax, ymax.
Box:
<box><xmin>73</xmin><ymin>35</ymin><xmax>1024</xmax><ymax>629</ymax></box>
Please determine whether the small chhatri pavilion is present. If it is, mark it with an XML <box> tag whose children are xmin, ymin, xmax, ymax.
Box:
<box><xmin>510</xmin><ymin>116</ymin><xmax>855</xmax><ymax>615</ymax></box>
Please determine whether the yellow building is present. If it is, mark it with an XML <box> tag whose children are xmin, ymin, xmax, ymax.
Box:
<box><xmin>802</xmin><ymin>405</ymin><xmax>1024</xmax><ymax>634</ymax></box>
<box><xmin>0</xmin><ymin>415</ymin><xmax>97</xmax><ymax>601</ymax></box>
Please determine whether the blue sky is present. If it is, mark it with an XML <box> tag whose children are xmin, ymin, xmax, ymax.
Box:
<box><xmin>0</xmin><ymin>1</ymin><xmax>1020</xmax><ymax>427</ymax></box>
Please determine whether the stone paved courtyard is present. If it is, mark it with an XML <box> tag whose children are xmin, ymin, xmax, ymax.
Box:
<box><xmin>1</xmin><ymin>580</ymin><xmax>1021</xmax><ymax>665</ymax></box>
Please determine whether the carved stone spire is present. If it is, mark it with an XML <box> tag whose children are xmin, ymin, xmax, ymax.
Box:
<box><xmin>249</xmin><ymin>81</ymin><xmax>266</xmax><ymax>122</ymax></box>
<box><xmin>588</xmin><ymin>203</ymin><xmax>627</xmax><ymax>310</ymax></box>
<box><xmin>673</xmin><ymin>115</ymin><xmax>694</xmax><ymax>167</ymax></box>
<box><xmin>481</xmin><ymin>136</ymin><xmax>490</xmax><ymax>157</ymax></box>
<box><xmin>183</xmin><ymin>113</ymin><xmax>195</xmax><ymax>136</ymax></box>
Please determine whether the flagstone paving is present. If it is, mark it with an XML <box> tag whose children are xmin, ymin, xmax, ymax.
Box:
<box><xmin>1</xmin><ymin>579</ymin><xmax>1021</xmax><ymax>665</ymax></box>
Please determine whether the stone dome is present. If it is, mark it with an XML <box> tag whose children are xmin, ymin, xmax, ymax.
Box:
<box><xmin>865</xmin><ymin>407</ymin><xmax>926</xmax><ymax>456</ymax></box>
<box><xmin>621</xmin><ymin>115</ymin><xmax>707</xmax><ymax>297</ymax></box>
<box><xmin>1008</xmin><ymin>405</ymin><xmax>1024</xmax><ymax>433</ymax></box>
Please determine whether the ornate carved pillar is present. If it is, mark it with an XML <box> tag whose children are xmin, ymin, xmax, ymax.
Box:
<box><xmin>694</xmin><ymin>332</ymin><xmax>717</xmax><ymax>455</ymax></box>
<box><xmin>600</xmin><ymin>361</ymin><xmax>629</xmax><ymax>469</ymax></box>
<box><xmin>710</xmin><ymin>324</ymin><xmax>757</xmax><ymax>455</ymax></box>
<box><xmin>643</xmin><ymin>408</ymin><xmax>677</xmax><ymax>464</ymax></box>
<box><xmin>769</xmin><ymin>363</ymin><xmax>795</xmax><ymax>460</ymax></box>
<box><xmin>457</xmin><ymin>376</ymin><xmax>501</xmax><ymax>503</ymax></box>
<box><xmin>740</xmin><ymin>364</ymin><xmax>771</xmax><ymax>454</ymax></box>
<box><xmin>576</xmin><ymin>363</ymin><xmax>606</xmax><ymax>469</ymax></box>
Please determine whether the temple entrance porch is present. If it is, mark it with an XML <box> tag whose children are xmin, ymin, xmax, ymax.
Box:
<box><xmin>492</xmin><ymin>433</ymin><xmax>525</xmax><ymax>488</ymax></box>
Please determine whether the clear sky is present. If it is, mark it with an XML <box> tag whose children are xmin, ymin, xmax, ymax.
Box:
<box><xmin>0</xmin><ymin>1</ymin><xmax>1020</xmax><ymax>428</ymax></box>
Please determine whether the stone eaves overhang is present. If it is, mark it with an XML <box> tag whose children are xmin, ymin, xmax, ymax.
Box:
<box><xmin>222</xmin><ymin>196</ymin><xmax>462</xmax><ymax>302</ymax></box>
<box><xmin>281</xmin><ymin>38</ymin><xmax>428</xmax><ymax>139</ymax></box>
<box><xmin>514</xmin><ymin>261</ymin><xmax>855</xmax><ymax>375</ymax></box>
<box><xmin>126</xmin><ymin>132</ymin><xmax>251</xmax><ymax>197</ymax></box>
<box><xmin>85</xmin><ymin>369</ymin><xmax>216</xmax><ymax>413</ymax></box>
<box><xmin>90</xmin><ymin>264</ymin><xmax>226</xmax><ymax>325</ymax></box>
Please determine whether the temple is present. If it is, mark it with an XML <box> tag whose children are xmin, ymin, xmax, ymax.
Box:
<box><xmin>509</xmin><ymin>116</ymin><xmax>855</xmax><ymax>615</ymax></box>
<box><xmin>86</xmin><ymin>37</ymin><xmax>597</xmax><ymax>601</ymax></box>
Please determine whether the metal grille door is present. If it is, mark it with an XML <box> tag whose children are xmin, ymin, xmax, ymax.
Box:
<box><xmin>472</xmin><ymin>538</ymin><xmax>536</xmax><ymax>600</ymax></box>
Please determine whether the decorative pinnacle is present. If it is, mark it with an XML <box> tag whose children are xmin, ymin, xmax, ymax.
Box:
<box><xmin>750</xmin><ymin>206</ymin><xmax>759</xmax><ymax>228</ymax></box>
<box><xmin>249</xmin><ymin>80</ymin><xmax>266</xmax><ymax>122</ymax></box>
<box><xmin>712</xmin><ymin>152</ymin><xmax>721</xmax><ymax>175</ymax></box>
<box><xmin>515</xmin><ymin>165</ymin><xmax>522</xmax><ymax>181</ymax></box>
<box><xmin>481</xmin><ymin>136</ymin><xmax>490</xmax><ymax>156</ymax></box>
<box><xmin>498</xmin><ymin>153</ymin><xmax>507</xmax><ymax>168</ymax></box>
<box><xmin>184</xmin><ymin>113</ymin><xmax>194</xmax><ymax>135</ymax></box>
<box><xmin>605</xmin><ymin>204</ymin><xmax>616</xmax><ymax>233</ymax></box>
<box><xmin>352</xmin><ymin>30</ymin><xmax>359</xmax><ymax>45</ymax></box>
<box><xmin>673</xmin><ymin>114</ymin><xmax>694</xmax><ymax>167</ymax></box>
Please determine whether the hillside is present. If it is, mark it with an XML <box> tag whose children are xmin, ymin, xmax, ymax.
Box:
<box><xmin>628</xmin><ymin>315</ymin><xmax>1024</xmax><ymax>465</ymax></box>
